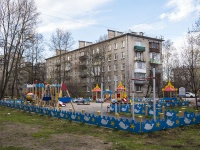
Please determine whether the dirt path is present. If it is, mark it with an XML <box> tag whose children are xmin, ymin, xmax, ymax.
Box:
<box><xmin>0</xmin><ymin>122</ymin><xmax>112</xmax><ymax>150</ymax></box>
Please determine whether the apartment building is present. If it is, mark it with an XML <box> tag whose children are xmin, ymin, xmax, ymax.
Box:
<box><xmin>46</xmin><ymin>29</ymin><xmax>163</xmax><ymax>97</ymax></box>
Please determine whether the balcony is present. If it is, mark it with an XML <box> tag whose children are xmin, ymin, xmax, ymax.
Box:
<box><xmin>79</xmin><ymin>73</ymin><xmax>87</xmax><ymax>78</ymax></box>
<box><xmin>149</xmin><ymin>42</ymin><xmax>160</xmax><ymax>53</ymax></box>
<box><xmin>134</xmin><ymin>68</ymin><xmax>146</xmax><ymax>73</ymax></box>
<box><xmin>134</xmin><ymin>46</ymin><xmax>145</xmax><ymax>51</ymax></box>
<box><xmin>55</xmin><ymin>62</ymin><xmax>61</xmax><ymax>66</ymax></box>
<box><xmin>149</xmin><ymin>48</ymin><xmax>160</xmax><ymax>53</ymax></box>
<box><xmin>79</xmin><ymin>55</ymin><xmax>87</xmax><ymax>61</ymax></box>
<box><xmin>150</xmin><ymin>59</ymin><xmax>160</xmax><ymax>64</ymax></box>
<box><xmin>79</xmin><ymin>62</ymin><xmax>87</xmax><ymax>70</ymax></box>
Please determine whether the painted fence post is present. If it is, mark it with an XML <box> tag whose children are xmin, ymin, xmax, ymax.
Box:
<box><xmin>195</xmin><ymin>110</ymin><xmax>198</xmax><ymax>116</ymax></box>
<box><xmin>181</xmin><ymin>108</ymin><xmax>186</xmax><ymax>117</ymax></box>
<box><xmin>145</xmin><ymin>105</ymin><xmax>148</xmax><ymax>116</ymax></box>
<box><xmin>160</xmin><ymin>113</ymin><xmax>164</xmax><ymax>120</ymax></box>
<box><xmin>138</xmin><ymin>115</ymin><xmax>143</xmax><ymax>133</ymax></box>
<box><xmin>69</xmin><ymin>108</ymin><xmax>73</xmax><ymax>112</ymax></box>
<box><xmin>115</xmin><ymin>113</ymin><xmax>120</xmax><ymax>119</ymax></box>
<box><xmin>97</xmin><ymin>111</ymin><xmax>101</xmax><ymax>116</ymax></box>
<box><xmin>82</xmin><ymin>109</ymin><xmax>85</xmax><ymax>114</ymax></box>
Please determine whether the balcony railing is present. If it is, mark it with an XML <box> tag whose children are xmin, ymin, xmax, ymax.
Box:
<box><xmin>134</xmin><ymin>57</ymin><xmax>145</xmax><ymax>61</ymax></box>
<box><xmin>134</xmin><ymin>80</ymin><xmax>147</xmax><ymax>85</ymax></box>
<box><xmin>150</xmin><ymin>59</ymin><xmax>160</xmax><ymax>64</ymax></box>
<box><xmin>79</xmin><ymin>55</ymin><xmax>88</xmax><ymax>61</ymax></box>
<box><xmin>134</xmin><ymin>46</ymin><xmax>145</xmax><ymax>51</ymax></box>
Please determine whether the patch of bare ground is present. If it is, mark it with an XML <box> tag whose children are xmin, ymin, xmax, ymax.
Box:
<box><xmin>0</xmin><ymin>122</ymin><xmax>112</xmax><ymax>150</ymax></box>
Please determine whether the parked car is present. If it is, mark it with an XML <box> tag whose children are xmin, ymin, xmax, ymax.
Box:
<box><xmin>185</xmin><ymin>92</ymin><xmax>195</xmax><ymax>98</ymax></box>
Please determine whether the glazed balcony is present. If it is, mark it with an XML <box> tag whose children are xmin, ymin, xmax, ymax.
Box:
<box><xmin>134</xmin><ymin>46</ymin><xmax>145</xmax><ymax>51</ymax></box>
<box><xmin>149</xmin><ymin>42</ymin><xmax>160</xmax><ymax>53</ymax></box>
<box><xmin>150</xmin><ymin>59</ymin><xmax>160</xmax><ymax>64</ymax></box>
<box><xmin>134</xmin><ymin>80</ymin><xmax>147</xmax><ymax>85</ymax></box>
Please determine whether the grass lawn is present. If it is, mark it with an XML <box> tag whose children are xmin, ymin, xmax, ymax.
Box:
<box><xmin>0</xmin><ymin>106</ymin><xmax>200</xmax><ymax>150</ymax></box>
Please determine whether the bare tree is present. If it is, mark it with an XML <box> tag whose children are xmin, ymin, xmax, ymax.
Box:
<box><xmin>162</xmin><ymin>40</ymin><xmax>176</xmax><ymax>81</ymax></box>
<box><xmin>24</xmin><ymin>33</ymin><xmax>44</xmax><ymax>83</ymax></box>
<box><xmin>180</xmin><ymin>32</ymin><xmax>200</xmax><ymax>109</ymax></box>
<box><xmin>0</xmin><ymin>0</ymin><xmax>39</xmax><ymax>99</ymax></box>
<box><xmin>49</xmin><ymin>28</ymin><xmax>75</xmax><ymax>83</ymax></box>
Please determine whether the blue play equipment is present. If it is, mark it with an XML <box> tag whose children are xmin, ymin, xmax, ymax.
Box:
<box><xmin>58</xmin><ymin>97</ymin><xmax>72</xmax><ymax>103</ymax></box>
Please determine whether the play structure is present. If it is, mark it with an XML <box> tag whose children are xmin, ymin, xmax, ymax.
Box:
<box><xmin>103</xmin><ymin>89</ymin><xmax>113</xmax><ymax>101</ymax></box>
<box><xmin>92</xmin><ymin>84</ymin><xmax>101</xmax><ymax>102</ymax></box>
<box><xmin>116</xmin><ymin>81</ymin><xmax>128</xmax><ymax>103</ymax></box>
<box><xmin>23</xmin><ymin>83</ymin><xmax>75</xmax><ymax>111</ymax></box>
<box><xmin>162</xmin><ymin>80</ymin><xmax>178</xmax><ymax>101</ymax></box>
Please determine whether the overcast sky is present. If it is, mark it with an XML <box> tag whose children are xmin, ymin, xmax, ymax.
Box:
<box><xmin>34</xmin><ymin>0</ymin><xmax>200</xmax><ymax>58</ymax></box>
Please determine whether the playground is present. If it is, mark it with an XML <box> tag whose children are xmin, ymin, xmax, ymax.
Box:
<box><xmin>1</xmin><ymin>80</ymin><xmax>200</xmax><ymax>133</ymax></box>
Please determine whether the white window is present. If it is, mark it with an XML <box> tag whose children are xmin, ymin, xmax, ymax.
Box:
<box><xmin>136</xmin><ymin>85</ymin><xmax>142</xmax><ymax>92</ymax></box>
<box><xmin>122</xmin><ymin>41</ymin><xmax>125</xmax><ymax>48</ymax></box>
<box><xmin>108</xmin><ymin>65</ymin><xmax>111</xmax><ymax>71</ymax></box>
<box><xmin>114</xmin><ymin>53</ymin><xmax>118</xmax><ymax>60</ymax></box>
<box><xmin>136</xmin><ymin>41</ymin><xmax>141</xmax><ymax>46</ymax></box>
<box><xmin>121</xmin><ymin>63</ymin><xmax>125</xmax><ymax>70</ymax></box>
<box><xmin>114</xmin><ymin>75</ymin><xmax>118</xmax><ymax>81</ymax></box>
<box><xmin>121</xmin><ymin>52</ymin><xmax>125</xmax><ymax>59</ymax></box>
<box><xmin>114</xmin><ymin>43</ymin><xmax>118</xmax><ymax>49</ymax></box>
<box><xmin>97</xmin><ymin>47</ymin><xmax>99</xmax><ymax>53</ymax></box>
<box><xmin>92</xmin><ymin>49</ymin><xmax>95</xmax><ymax>54</ymax></box>
<box><xmin>114</xmin><ymin>65</ymin><xmax>118</xmax><ymax>71</ymax></box>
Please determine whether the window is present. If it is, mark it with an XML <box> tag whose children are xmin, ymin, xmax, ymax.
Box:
<box><xmin>102</xmin><ymin>66</ymin><xmax>105</xmax><ymax>72</ymax></box>
<box><xmin>150</xmin><ymin>52</ymin><xmax>160</xmax><ymax>60</ymax></box>
<box><xmin>136</xmin><ymin>41</ymin><xmax>141</xmax><ymax>46</ymax></box>
<box><xmin>92</xmin><ymin>49</ymin><xmax>95</xmax><ymax>54</ymax></box>
<box><xmin>114</xmin><ymin>53</ymin><xmax>118</xmax><ymax>60</ymax></box>
<box><xmin>108</xmin><ymin>55</ymin><xmax>111</xmax><ymax>61</ymax></box>
<box><xmin>114</xmin><ymin>65</ymin><xmax>118</xmax><ymax>71</ymax></box>
<box><xmin>136</xmin><ymin>85</ymin><xmax>142</xmax><ymax>92</ymax></box>
<box><xmin>108</xmin><ymin>44</ymin><xmax>111</xmax><ymax>51</ymax></box>
<box><xmin>122</xmin><ymin>41</ymin><xmax>125</xmax><ymax>48</ymax></box>
<box><xmin>108</xmin><ymin>76</ymin><xmax>111</xmax><ymax>82</ymax></box>
<box><xmin>114</xmin><ymin>75</ymin><xmax>118</xmax><ymax>81</ymax></box>
<box><xmin>121</xmin><ymin>63</ymin><xmax>125</xmax><ymax>70</ymax></box>
<box><xmin>97</xmin><ymin>47</ymin><xmax>99</xmax><ymax>53</ymax></box>
<box><xmin>136</xmin><ymin>52</ymin><xmax>142</xmax><ymax>59</ymax></box>
<box><xmin>150</xmin><ymin>42</ymin><xmax>159</xmax><ymax>49</ymax></box>
<box><xmin>108</xmin><ymin>65</ymin><xmax>111</xmax><ymax>71</ymax></box>
<box><xmin>121</xmin><ymin>52</ymin><xmax>125</xmax><ymax>59</ymax></box>
<box><xmin>136</xmin><ymin>62</ymin><xmax>146</xmax><ymax>69</ymax></box>
<box><xmin>114</xmin><ymin>43</ymin><xmax>118</xmax><ymax>49</ymax></box>
<box><xmin>135</xmin><ymin>73</ymin><xmax>145</xmax><ymax>79</ymax></box>
<box><xmin>121</xmin><ymin>74</ymin><xmax>125</xmax><ymax>81</ymax></box>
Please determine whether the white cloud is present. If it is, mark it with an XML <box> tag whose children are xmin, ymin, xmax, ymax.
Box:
<box><xmin>35</xmin><ymin>0</ymin><xmax>112</xmax><ymax>33</ymax></box>
<box><xmin>130</xmin><ymin>22</ymin><xmax>165</xmax><ymax>32</ymax></box>
<box><xmin>160</xmin><ymin>0</ymin><xmax>199</xmax><ymax>22</ymax></box>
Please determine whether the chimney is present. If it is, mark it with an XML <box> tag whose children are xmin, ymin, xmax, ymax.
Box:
<box><xmin>108</xmin><ymin>29</ymin><xmax>115</xmax><ymax>39</ymax></box>
<box><xmin>79</xmin><ymin>41</ymin><xmax>85</xmax><ymax>48</ymax></box>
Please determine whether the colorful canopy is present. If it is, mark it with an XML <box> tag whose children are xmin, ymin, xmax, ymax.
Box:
<box><xmin>92</xmin><ymin>84</ymin><xmax>101</xmax><ymax>92</ymax></box>
<box><xmin>116</xmin><ymin>81</ymin><xmax>126</xmax><ymax>91</ymax></box>
<box><xmin>162</xmin><ymin>80</ymin><xmax>178</xmax><ymax>92</ymax></box>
